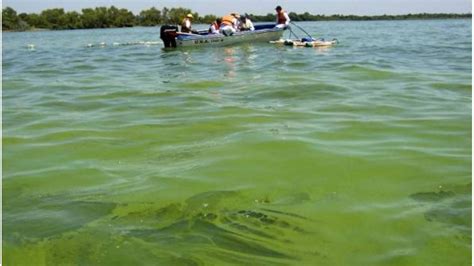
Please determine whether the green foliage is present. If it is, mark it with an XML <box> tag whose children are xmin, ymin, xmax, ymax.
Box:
<box><xmin>112</xmin><ymin>7</ymin><xmax>135</xmax><ymax>27</ymax></box>
<box><xmin>247</xmin><ymin>13</ymin><xmax>275</xmax><ymax>23</ymax></box>
<box><xmin>251</xmin><ymin>12</ymin><xmax>472</xmax><ymax>22</ymax></box>
<box><xmin>2</xmin><ymin>5</ymin><xmax>472</xmax><ymax>31</ymax></box>
<box><xmin>20</xmin><ymin>13</ymin><xmax>45</xmax><ymax>29</ymax></box>
<box><xmin>201</xmin><ymin>15</ymin><xmax>218</xmax><ymax>24</ymax></box>
<box><xmin>81</xmin><ymin>8</ymin><xmax>99</xmax><ymax>28</ymax></box>
<box><xmin>40</xmin><ymin>8</ymin><xmax>66</xmax><ymax>29</ymax></box>
<box><xmin>3</xmin><ymin>7</ymin><xmax>20</xmax><ymax>30</ymax></box>
<box><xmin>138</xmin><ymin>7</ymin><xmax>162</xmax><ymax>26</ymax></box>
<box><xmin>165</xmin><ymin>7</ymin><xmax>195</xmax><ymax>25</ymax></box>
<box><xmin>64</xmin><ymin>11</ymin><xmax>82</xmax><ymax>29</ymax></box>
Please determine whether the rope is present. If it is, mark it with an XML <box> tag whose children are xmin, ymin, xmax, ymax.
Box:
<box><xmin>290</xmin><ymin>21</ymin><xmax>314</xmax><ymax>40</ymax></box>
<box><xmin>288</xmin><ymin>27</ymin><xmax>299</xmax><ymax>40</ymax></box>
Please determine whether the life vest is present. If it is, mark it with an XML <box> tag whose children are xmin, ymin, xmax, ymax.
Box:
<box><xmin>209</xmin><ymin>22</ymin><xmax>221</xmax><ymax>33</ymax></box>
<box><xmin>277</xmin><ymin>10</ymin><xmax>287</xmax><ymax>24</ymax></box>
<box><xmin>221</xmin><ymin>15</ymin><xmax>235</xmax><ymax>26</ymax></box>
<box><xmin>181</xmin><ymin>18</ymin><xmax>191</xmax><ymax>33</ymax></box>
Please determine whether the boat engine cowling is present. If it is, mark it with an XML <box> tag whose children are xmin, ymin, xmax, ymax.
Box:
<box><xmin>160</xmin><ymin>25</ymin><xmax>178</xmax><ymax>48</ymax></box>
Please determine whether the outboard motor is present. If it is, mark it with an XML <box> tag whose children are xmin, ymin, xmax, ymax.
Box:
<box><xmin>160</xmin><ymin>25</ymin><xmax>178</xmax><ymax>48</ymax></box>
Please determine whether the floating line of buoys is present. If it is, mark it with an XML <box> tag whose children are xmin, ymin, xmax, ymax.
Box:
<box><xmin>270</xmin><ymin>38</ymin><xmax>338</xmax><ymax>47</ymax></box>
<box><xmin>85</xmin><ymin>41</ymin><xmax>161</xmax><ymax>48</ymax></box>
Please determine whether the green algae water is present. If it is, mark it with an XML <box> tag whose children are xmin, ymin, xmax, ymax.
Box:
<box><xmin>3</xmin><ymin>20</ymin><xmax>472</xmax><ymax>265</ymax></box>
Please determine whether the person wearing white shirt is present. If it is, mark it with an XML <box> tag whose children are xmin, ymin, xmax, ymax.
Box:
<box><xmin>240</xmin><ymin>15</ymin><xmax>255</xmax><ymax>31</ymax></box>
<box><xmin>209</xmin><ymin>18</ymin><xmax>222</xmax><ymax>34</ymax></box>
<box><xmin>181</xmin><ymin>14</ymin><xmax>193</xmax><ymax>33</ymax></box>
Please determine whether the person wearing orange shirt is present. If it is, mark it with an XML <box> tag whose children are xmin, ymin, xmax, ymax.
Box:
<box><xmin>220</xmin><ymin>13</ymin><xmax>240</xmax><ymax>36</ymax></box>
<box><xmin>275</xmin><ymin>6</ymin><xmax>290</xmax><ymax>29</ymax></box>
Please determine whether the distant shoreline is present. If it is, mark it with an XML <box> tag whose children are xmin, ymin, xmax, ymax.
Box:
<box><xmin>2</xmin><ymin>5</ymin><xmax>471</xmax><ymax>32</ymax></box>
<box><xmin>4</xmin><ymin>17</ymin><xmax>471</xmax><ymax>33</ymax></box>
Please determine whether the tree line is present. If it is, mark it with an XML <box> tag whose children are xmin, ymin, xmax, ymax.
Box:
<box><xmin>2</xmin><ymin>6</ymin><xmax>472</xmax><ymax>31</ymax></box>
<box><xmin>286</xmin><ymin>12</ymin><xmax>471</xmax><ymax>21</ymax></box>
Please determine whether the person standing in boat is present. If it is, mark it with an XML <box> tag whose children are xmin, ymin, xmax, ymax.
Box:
<box><xmin>220</xmin><ymin>13</ymin><xmax>240</xmax><ymax>36</ymax></box>
<box><xmin>209</xmin><ymin>18</ymin><xmax>222</xmax><ymax>34</ymax></box>
<box><xmin>239</xmin><ymin>15</ymin><xmax>255</xmax><ymax>31</ymax></box>
<box><xmin>275</xmin><ymin>6</ymin><xmax>290</xmax><ymax>29</ymax></box>
<box><xmin>181</xmin><ymin>14</ymin><xmax>194</xmax><ymax>33</ymax></box>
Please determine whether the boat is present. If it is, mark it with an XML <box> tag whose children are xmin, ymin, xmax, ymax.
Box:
<box><xmin>160</xmin><ymin>24</ymin><xmax>286</xmax><ymax>48</ymax></box>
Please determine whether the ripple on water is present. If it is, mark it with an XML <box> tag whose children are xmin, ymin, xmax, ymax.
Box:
<box><xmin>2</xmin><ymin>19</ymin><xmax>471</xmax><ymax>265</ymax></box>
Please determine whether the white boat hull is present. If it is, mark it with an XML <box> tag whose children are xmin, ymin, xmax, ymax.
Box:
<box><xmin>176</xmin><ymin>29</ymin><xmax>284</xmax><ymax>47</ymax></box>
<box><xmin>160</xmin><ymin>24</ymin><xmax>285</xmax><ymax>48</ymax></box>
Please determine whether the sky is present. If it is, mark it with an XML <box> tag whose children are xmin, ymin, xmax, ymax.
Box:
<box><xmin>3</xmin><ymin>0</ymin><xmax>472</xmax><ymax>16</ymax></box>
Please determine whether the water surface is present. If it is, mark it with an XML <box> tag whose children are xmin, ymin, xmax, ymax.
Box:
<box><xmin>3</xmin><ymin>20</ymin><xmax>472</xmax><ymax>265</ymax></box>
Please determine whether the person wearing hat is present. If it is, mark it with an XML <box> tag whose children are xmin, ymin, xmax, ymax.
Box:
<box><xmin>220</xmin><ymin>13</ymin><xmax>240</xmax><ymax>36</ymax></box>
<box><xmin>181</xmin><ymin>13</ymin><xmax>194</xmax><ymax>33</ymax></box>
<box><xmin>275</xmin><ymin>6</ymin><xmax>290</xmax><ymax>29</ymax></box>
